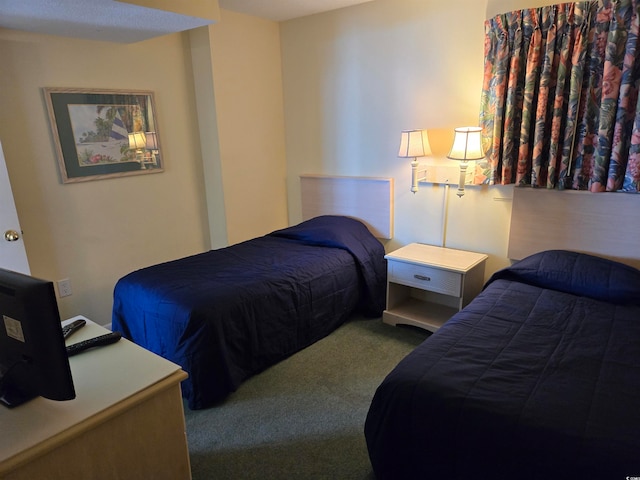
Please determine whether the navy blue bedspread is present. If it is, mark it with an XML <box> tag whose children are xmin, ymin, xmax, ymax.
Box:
<box><xmin>365</xmin><ymin>250</ymin><xmax>640</xmax><ymax>479</ymax></box>
<box><xmin>112</xmin><ymin>216</ymin><xmax>386</xmax><ymax>409</ymax></box>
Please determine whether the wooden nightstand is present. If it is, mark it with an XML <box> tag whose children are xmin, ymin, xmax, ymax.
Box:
<box><xmin>383</xmin><ymin>243</ymin><xmax>488</xmax><ymax>333</ymax></box>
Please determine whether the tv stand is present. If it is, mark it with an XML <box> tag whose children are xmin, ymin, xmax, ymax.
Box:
<box><xmin>0</xmin><ymin>316</ymin><xmax>191</xmax><ymax>479</ymax></box>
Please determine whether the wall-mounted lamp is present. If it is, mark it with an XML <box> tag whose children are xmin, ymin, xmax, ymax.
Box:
<box><xmin>128</xmin><ymin>131</ymin><xmax>147</xmax><ymax>167</ymax></box>
<box><xmin>398</xmin><ymin>129</ymin><xmax>432</xmax><ymax>193</ymax></box>
<box><xmin>447</xmin><ymin>126</ymin><xmax>485</xmax><ymax>198</ymax></box>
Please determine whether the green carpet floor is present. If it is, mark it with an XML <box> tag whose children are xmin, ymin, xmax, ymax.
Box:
<box><xmin>183</xmin><ymin>316</ymin><xmax>429</xmax><ymax>479</ymax></box>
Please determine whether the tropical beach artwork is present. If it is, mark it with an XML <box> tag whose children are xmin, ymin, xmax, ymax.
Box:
<box><xmin>68</xmin><ymin>104</ymin><xmax>141</xmax><ymax>166</ymax></box>
<box><xmin>44</xmin><ymin>88</ymin><xmax>162</xmax><ymax>183</ymax></box>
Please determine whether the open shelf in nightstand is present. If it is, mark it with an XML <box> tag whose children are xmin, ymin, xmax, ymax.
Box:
<box><xmin>383</xmin><ymin>296</ymin><xmax>458</xmax><ymax>333</ymax></box>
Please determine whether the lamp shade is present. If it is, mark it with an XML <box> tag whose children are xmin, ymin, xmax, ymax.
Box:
<box><xmin>398</xmin><ymin>130</ymin><xmax>432</xmax><ymax>158</ymax></box>
<box><xmin>128</xmin><ymin>131</ymin><xmax>146</xmax><ymax>150</ymax></box>
<box><xmin>145</xmin><ymin>131</ymin><xmax>158</xmax><ymax>150</ymax></box>
<box><xmin>447</xmin><ymin>127</ymin><xmax>485</xmax><ymax>161</ymax></box>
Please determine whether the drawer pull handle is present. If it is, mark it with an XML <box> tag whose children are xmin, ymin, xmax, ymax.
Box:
<box><xmin>414</xmin><ymin>274</ymin><xmax>431</xmax><ymax>281</ymax></box>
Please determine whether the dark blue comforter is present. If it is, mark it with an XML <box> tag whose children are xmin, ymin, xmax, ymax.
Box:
<box><xmin>112</xmin><ymin>216</ymin><xmax>386</xmax><ymax>409</ymax></box>
<box><xmin>365</xmin><ymin>250</ymin><xmax>640</xmax><ymax>479</ymax></box>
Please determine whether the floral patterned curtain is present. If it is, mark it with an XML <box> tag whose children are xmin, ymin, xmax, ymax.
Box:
<box><xmin>479</xmin><ymin>0</ymin><xmax>640</xmax><ymax>192</ymax></box>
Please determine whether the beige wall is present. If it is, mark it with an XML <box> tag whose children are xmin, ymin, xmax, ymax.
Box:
<box><xmin>210</xmin><ymin>10</ymin><xmax>288</xmax><ymax>244</ymax></box>
<box><xmin>0</xmin><ymin>28</ymin><xmax>210</xmax><ymax>325</ymax></box>
<box><xmin>280</xmin><ymin>0</ymin><xmax>519</xmax><ymax>276</ymax></box>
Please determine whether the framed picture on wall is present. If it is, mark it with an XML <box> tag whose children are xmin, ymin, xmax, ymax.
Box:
<box><xmin>43</xmin><ymin>88</ymin><xmax>163</xmax><ymax>183</ymax></box>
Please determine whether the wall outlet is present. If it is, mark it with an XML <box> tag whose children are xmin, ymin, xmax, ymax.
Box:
<box><xmin>57</xmin><ymin>278</ymin><xmax>72</xmax><ymax>297</ymax></box>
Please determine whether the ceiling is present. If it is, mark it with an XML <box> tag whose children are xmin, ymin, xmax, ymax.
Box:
<box><xmin>0</xmin><ymin>0</ymin><xmax>215</xmax><ymax>43</ymax></box>
<box><xmin>0</xmin><ymin>0</ymin><xmax>374</xmax><ymax>43</ymax></box>
<box><xmin>218</xmin><ymin>0</ymin><xmax>374</xmax><ymax>22</ymax></box>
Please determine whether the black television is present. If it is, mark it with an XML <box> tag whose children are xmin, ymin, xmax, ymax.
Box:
<box><xmin>0</xmin><ymin>268</ymin><xmax>75</xmax><ymax>408</ymax></box>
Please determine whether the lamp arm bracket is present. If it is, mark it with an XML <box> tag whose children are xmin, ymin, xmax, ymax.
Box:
<box><xmin>411</xmin><ymin>160</ymin><xmax>428</xmax><ymax>193</ymax></box>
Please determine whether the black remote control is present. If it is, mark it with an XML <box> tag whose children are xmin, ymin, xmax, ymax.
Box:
<box><xmin>62</xmin><ymin>319</ymin><xmax>86</xmax><ymax>340</ymax></box>
<box><xmin>66</xmin><ymin>331</ymin><xmax>122</xmax><ymax>357</ymax></box>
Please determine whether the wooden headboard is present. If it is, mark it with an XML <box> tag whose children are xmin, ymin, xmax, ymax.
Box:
<box><xmin>508</xmin><ymin>187</ymin><xmax>640</xmax><ymax>269</ymax></box>
<box><xmin>300</xmin><ymin>174</ymin><xmax>394</xmax><ymax>239</ymax></box>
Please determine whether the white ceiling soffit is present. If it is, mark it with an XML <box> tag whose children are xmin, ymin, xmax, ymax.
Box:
<box><xmin>218</xmin><ymin>0</ymin><xmax>375</xmax><ymax>22</ymax></box>
<box><xmin>0</xmin><ymin>0</ymin><xmax>216</xmax><ymax>43</ymax></box>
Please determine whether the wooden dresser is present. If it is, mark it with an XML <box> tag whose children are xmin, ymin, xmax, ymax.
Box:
<box><xmin>0</xmin><ymin>316</ymin><xmax>191</xmax><ymax>480</ymax></box>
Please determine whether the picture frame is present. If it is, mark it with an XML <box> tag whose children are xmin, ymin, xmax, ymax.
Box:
<box><xmin>44</xmin><ymin>88</ymin><xmax>163</xmax><ymax>183</ymax></box>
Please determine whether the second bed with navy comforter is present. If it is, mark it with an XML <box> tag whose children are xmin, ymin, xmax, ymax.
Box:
<box><xmin>365</xmin><ymin>250</ymin><xmax>640</xmax><ymax>479</ymax></box>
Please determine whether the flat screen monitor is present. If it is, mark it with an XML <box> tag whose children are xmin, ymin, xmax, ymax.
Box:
<box><xmin>0</xmin><ymin>268</ymin><xmax>75</xmax><ymax>408</ymax></box>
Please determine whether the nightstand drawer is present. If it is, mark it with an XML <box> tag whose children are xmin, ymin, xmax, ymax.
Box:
<box><xmin>388</xmin><ymin>261</ymin><xmax>461</xmax><ymax>296</ymax></box>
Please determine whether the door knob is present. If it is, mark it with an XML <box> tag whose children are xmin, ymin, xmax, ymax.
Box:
<box><xmin>4</xmin><ymin>230</ymin><xmax>20</xmax><ymax>242</ymax></box>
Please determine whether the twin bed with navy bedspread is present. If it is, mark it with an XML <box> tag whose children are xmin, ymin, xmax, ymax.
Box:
<box><xmin>112</xmin><ymin>215</ymin><xmax>386</xmax><ymax>409</ymax></box>
<box><xmin>365</xmin><ymin>250</ymin><xmax>640</xmax><ymax>479</ymax></box>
